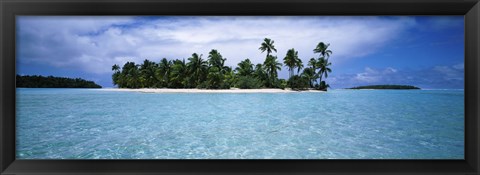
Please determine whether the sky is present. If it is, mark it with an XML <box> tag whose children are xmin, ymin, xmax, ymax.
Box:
<box><xmin>16</xmin><ymin>16</ymin><xmax>464</xmax><ymax>89</ymax></box>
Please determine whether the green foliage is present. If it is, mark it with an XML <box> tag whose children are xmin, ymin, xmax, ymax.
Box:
<box><xmin>206</xmin><ymin>67</ymin><xmax>224</xmax><ymax>89</ymax></box>
<box><xmin>283</xmin><ymin>48</ymin><xmax>302</xmax><ymax>79</ymax></box>
<box><xmin>139</xmin><ymin>59</ymin><xmax>158</xmax><ymax>88</ymax></box>
<box><xmin>16</xmin><ymin>75</ymin><xmax>102</xmax><ymax>88</ymax></box>
<box><xmin>313</xmin><ymin>42</ymin><xmax>332</xmax><ymax>59</ymax></box>
<box><xmin>253</xmin><ymin>64</ymin><xmax>267</xmax><ymax>87</ymax></box>
<box><xmin>301</xmin><ymin>67</ymin><xmax>316</xmax><ymax>88</ymax></box>
<box><xmin>317</xmin><ymin>57</ymin><xmax>332</xmax><ymax>83</ymax></box>
<box><xmin>305</xmin><ymin>42</ymin><xmax>333</xmax><ymax>89</ymax></box>
<box><xmin>235</xmin><ymin>76</ymin><xmax>263</xmax><ymax>89</ymax></box>
<box><xmin>317</xmin><ymin>81</ymin><xmax>330</xmax><ymax>91</ymax></box>
<box><xmin>156</xmin><ymin>58</ymin><xmax>172</xmax><ymax>87</ymax></box>
<box><xmin>348</xmin><ymin>85</ymin><xmax>420</xmax><ymax>90</ymax></box>
<box><xmin>259</xmin><ymin>38</ymin><xmax>277</xmax><ymax>57</ymax></box>
<box><xmin>278</xmin><ymin>79</ymin><xmax>287</xmax><ymax>90</ymax></box>
<box><xmin>223</xmin><ymin>69</ymin><xmax>236</xmax><ymax>88</ymax></box>
<box><xmin>187</xmin><ymin>53</ymin><xmax>208</xmax><ymax>88</ymax></box>
<box><xmin>235</xmin><ymin>58</ymin><xmax>254</xmax><ymax>76</ymax></box>
<box><xmin>196</xmin><ymin>82</ymin><xmax>208</xmax><ymax>89</ymax></box>
<box><xmin>111</xmin><ymin>39</ymin><xmax>334</xmax><ymax>91</ymax></box>
<box><xmin>287</xmin><ymin>75</ymin><xmax>310</xmax><ymax>90</ymax></box>
<box><xmin>208</xmin><ymin>49</ymin><xmax>225</xmax><ymax>69</ymax></box>
<box><xmin>169</xmin><ymin>59</ymin><xmax>188</xmax><ymax>88</ymax></box>
<box><xmin>263</xmin><ymin>55</ymin><xmax>282</xmax><ymax>88</ymax></box>
<box><xmin>120</xmin><ymin>62</ymin><xmax>141</xmax><ymax>88</ymax></box>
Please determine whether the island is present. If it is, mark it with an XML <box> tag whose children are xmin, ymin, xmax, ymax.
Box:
<box><xmin>16</xmin><ymin>75</ymin><xmax>102</xmax><ymax>88</ymax></box>
<box><xmin>347</xmin><ymin>85</ymin><xmax>420</xmax><ymax>90</ymax></box>
<box><xmin>110</xmin><ymin>39</ymin><xmax>333</xmax><ymax>91</ymax></box>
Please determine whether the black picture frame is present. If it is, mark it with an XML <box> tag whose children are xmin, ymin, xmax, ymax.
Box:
<box><xmin>1</xmin><ymin>0</ymin><xmax>479</xmax><ymax>174</ymax></box>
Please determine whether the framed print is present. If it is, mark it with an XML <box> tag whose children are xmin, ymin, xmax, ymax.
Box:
<box><xmin>1</xmin><ymin>0</ymin><xmax>479</xmax><ymax>174</ymax></box>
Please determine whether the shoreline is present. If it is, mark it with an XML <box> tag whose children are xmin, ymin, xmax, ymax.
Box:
<box><xmin>96</xmin><ymin>88</ymin><xmax>326</xmax><ymax>93</ymax></box>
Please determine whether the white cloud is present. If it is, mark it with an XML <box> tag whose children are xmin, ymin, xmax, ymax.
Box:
<box><xmin>433</xmin><ymin>66</ymin><xmax>463</xmax><ymax>81</ymax></box>
<box><xmin>453</xmin><ymin>63</ymin><xmax>464</xmax><ymax>70</ymax></box>
<box><xmin>17</xmin><ymin>16</ymin><xmax>416</xmax><ymax>77</ymax></box>
<box><xmin>353</xmin><ymin>67</ymin><xmax>398</xmax><ymax>83</ymax></box>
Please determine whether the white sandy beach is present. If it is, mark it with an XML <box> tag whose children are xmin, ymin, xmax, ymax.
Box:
<box><xmin>96</xmin><ymin>88</ymin><xmax>325</xmax><ymax>93</ymax></box>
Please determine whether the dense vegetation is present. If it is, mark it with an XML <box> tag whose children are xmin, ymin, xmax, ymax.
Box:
<box><xmin>348</xmin><ymin>85</ymin><xmax>420</xmax><ymax>90</ymax></box>
<box><xmin>112</xmin><ymin>39</ymin><xmax>333</xmax><ymax>90</ymax></box>
<box><xmin>16</xmin><ymin>75</ymin><xmax>102</xmax><ymax>88</ymax></box>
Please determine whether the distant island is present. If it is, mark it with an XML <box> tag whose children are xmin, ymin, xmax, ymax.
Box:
<box><xmin>348</xmin><ymin>85</ymin><xmax>420</xmax><ymax>90</ymax></box>
<box><xmin>16</xmin><ymin>75</ymin><xmax>102</xmax><ymax>88</ymax></box>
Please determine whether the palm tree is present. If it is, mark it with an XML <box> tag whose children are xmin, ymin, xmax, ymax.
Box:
<box><xmin>264</xmin><ymin>55</ymin><xmax>282</xmax><ymax>88</ymax></box>
<box><xmin>307</xmin><ymin>58</ymin><xmax>318</xmax><ymax>85</ymax></box>
<box><xmin>254</xmin><ymin>63</ymin><xmax>267</xmax><ymax>87</ymax></box>
<box><xmin>313</xmin><ymin>42</ymin><xmax>332</xmax><ymax>59</ymax></box>
<box><xmin>235</xmin><ymin>58</ymin><xmax>254</xmax><ymax>76</ymax></box>
<box><xmin>219</xmin><ymin>58</ymin><xmax>230</xmax><ymax>74</ymax></box>
<box><xmin>259</xmin><ymin>38</ymin><xmax>277</xmax><ymax>57</ymax></box>
<box><xmin>157</xmin><ymin>58</ymin><xmax>172</xmax><ymax>87</ymax></box>
<box><xmin>187</xmin><ymin>53</ymin><xmax>208</xmax><ymax>87</ymax></box>
<box><xmin>120</xmin><ymin>62</ymin><xmax>141</xmax><ymax>88</ymax></box>
<box><xmin>169</xmin><ymin>59</ymin><xmax>187</xmax><ymax>88</ymax></box>
<box><xmin>296</xmin><ymin>59</ymin><xmax>304</xmax><ymax>76</ymax></box>
<box><xmin>206</xmin><ymin>49</ymin><xmax>228</xmax><ymax>88</ymax></box>
<box><xmin>111</xmin><ymin>64</ymin><xmax>121</xmax><ymax>86</ymax></box>
<box><xmin>301</xmin><ymin>67</ymin><xmax>315</xmax><ymax>88</ymax></box>
<box><xmin>112</xmin><ymin>64</ymin><xmax>120</xmax><ymax>72</ymax></box>
<box><xmin>313</xmin><ymin>42</ymin><xmax>333</xmax><ymax>87</ymax></box>
<box><xmin>207</xmin><ymin>67</ymin><xmax>223</xmax><ymax>89</ymax></box>
<box><xmin>110</xmin><ymin>44</ymin><xmax>332</xmax><ymax>90</ymax></box>
<box><xmin>139</xmin><ymin>59</ymin><xmax>157</xmax><ymax>88</ymax></box>
<box><xmin>317</xmin><ymin>57</ymin><xmax>332</xmax><ymax>86</ymax></box>
<box><xmin>223</xmin><ymin>68</ymin><xmax>236</xmax><ymax>88</ymax></box>
<box><xmin>308</xmin><ymin>58</ymin><xmax>317</xmax><ymax>72</ymax></box>
<box><xmin>208</xmin><ymin>49</ymin><xmax>225</xmax><ymax>69</ymax></box>
<box><xmin>283</xmin><ymin>48</ymin><xmax>298</xmax><ymax>79</ymax></box>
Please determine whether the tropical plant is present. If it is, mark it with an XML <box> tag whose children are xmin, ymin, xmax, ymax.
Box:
<box><xmin>253</xmin><ymin>63</ymin><xmax>267</xmax><ymax>87</ymax></box>
<box><xmin>235</xmin><ymin>76</ymin><xmax>263</xmax><ymax>89</ymax></box>
<box><xmin>169</xmin><ymin>59</ymin><xmax>187</xmax><ymax>88</ymax></box>
<box><xmin>120</xmin><ymin>62</ymin><xmax>141</xmax><ymax>88</ymax></box>
<box><xmin>187</xmin><ymin>53</ymin><xmax>208</xmax><ymax>87</ymax></box>
<box><xmin>206</xmin><ymin>49</ymin><xmax>229</xmax><ymax>88</ymax></box>
<box><xmin>313</xmin><ymin>42</ymin><xmax>332</xmax><ymax>59</ymax></box>
<box><xmin>110</xmin><ymin>41</ymin><xmax>334</xmax><ymax>91</ymax></box>
<box><xmin>139</xmin><ymin>59</ymin><xmax>158</xmax><ymax>88</ymax></box>
<box><xmin>112</xmin><ymin>64</ymin><xmax>120</xmax><ymax>72</ymax></box>
<box><xmin>156</xmin><ymin>58</ymin><xmax>172</xmax><ymax>87</ymax></box>
<box><xmin>319</xmin><ymin>81</ymin><xmax>330</xmax><ymax>91</ymax></box>
<box><xmin>223</xmin><ymin>68</ymin><xmax>236</xmax><ymax>88</ymax></box>
<box><xmin>317</xmin><ymin>57</ymin><xmax>332</xmax><ymax>83</ymax></box>
<box><xmin>313</xmin><ymin>42</ymin><xmax>333</xmax><ymax>89</ymax></box>
<box><xmin>283</xmin><ymin>48</ymin><xmax>300</xmax><ymax>79</ymax></box>
<box><xmin>301</xmin><ymin>67</ymin><xmax>316</xmax><ymax>88</ymax></box>
<box><xmin>288</xmin><ymin>75</ymin><xmax>310</xmax><ymax>90</ymax></box>
<box><xmin>112</xmin><ymin>64</ymin><xmax>121</xmax><ymax>86</ymax></box>
<box><xmin>235</xmin><ymin>58</ymin><xmax>254</xmax><ymax>76</ymax></box>
<box><xmin>206</xmin><ymin>67</ymin><xmax>225</xmax><ymax>89</ymax></box>
<box><xmin>278</xmin><ymin>79</ymin><xmax>288</xmax><ymax>90</ymax></box>
<box><xmin>208</xmin><ymin>49</ymin><xmax>225</xmax><ymax>69</ymax></box>
<box><xmin>263</xmin><ymin>55</ymin><xmax>282</xmax><ymax>88</ymax></box>
<box><xmin>259</xmin><ymin>38</ymin><xmax>277</xmax><ymax>57</ymax></box>
<box><xmin>296</xmin><ymin>58</ymin><xmax>304</xmax><ymax>77</ymax></box>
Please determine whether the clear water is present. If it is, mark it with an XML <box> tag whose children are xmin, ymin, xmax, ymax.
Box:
<box><xmin>16</xmin><ymin>88</ymin><xmax>464</xmax><ymax>159</ymax></box>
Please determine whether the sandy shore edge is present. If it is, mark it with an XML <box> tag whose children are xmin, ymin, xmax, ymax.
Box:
<box><xmin>95</xmin><ymin>88</ymin><xmax>325</xmax><ymax>93</ymax></box>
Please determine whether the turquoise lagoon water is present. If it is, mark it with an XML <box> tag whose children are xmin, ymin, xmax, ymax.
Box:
<box><xmin>16</xmin><ymin>88</ymin><xmax>464</xmax><ymax>159</ymax></box>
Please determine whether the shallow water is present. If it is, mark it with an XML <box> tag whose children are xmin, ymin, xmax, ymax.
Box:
<box><xmin>16</xmin><ymin>88</ymin><xmax>464</xmax><ymax>159</ymax></box>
